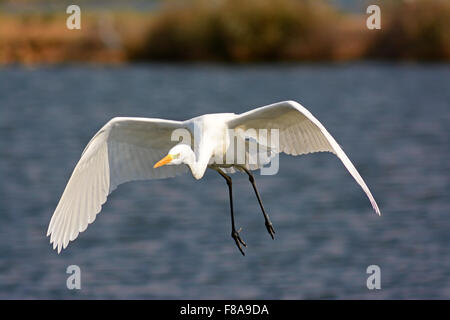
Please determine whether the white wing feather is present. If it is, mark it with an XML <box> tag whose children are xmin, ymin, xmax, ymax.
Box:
<box><xmin>228</xmin><ymin>100</ymin><xmax>381</xmax><ymax>215</ymax></box>
<box><xmin>47</xmin><ymin>117</ymin><xmax>188</xmax><ymax>253</ymax></box>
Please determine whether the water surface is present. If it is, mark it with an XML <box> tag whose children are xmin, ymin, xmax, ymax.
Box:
<box><xmin>0</xmin><ymin>63</ymin><xmax>449</xmax><ymax>299</ymax></box>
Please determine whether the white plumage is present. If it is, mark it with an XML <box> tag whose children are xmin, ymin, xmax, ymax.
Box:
<box><xmin>47</xmin><ymin>100</ymin><xmax>380</xmax><ymax>253</ymax></box>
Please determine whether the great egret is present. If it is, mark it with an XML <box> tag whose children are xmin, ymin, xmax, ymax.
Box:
<box><xmin>47</xmin><ymin>100</ymin><xmax>380</xmax><ymax>255</ymax></box>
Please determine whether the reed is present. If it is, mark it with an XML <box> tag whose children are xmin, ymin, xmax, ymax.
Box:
<box><xmin>130</xmin><ymin>0</ymin><xmax>344</xmax><ymax>62</ymax></box>
<box><xmin>1</xmin><ymin>0</ymin><xmax>449</xmax><ymax>64</ymax></box>
<box><xmin>369</xmin><ymin>0</ymin><xmax>450</xmax><ymax>60</ymax></box>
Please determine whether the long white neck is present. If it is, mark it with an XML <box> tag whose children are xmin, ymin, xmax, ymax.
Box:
<box><xmin>183</xmin><ymin>146</ymin><xmax>211</xmax><ymax>180</ymax></box>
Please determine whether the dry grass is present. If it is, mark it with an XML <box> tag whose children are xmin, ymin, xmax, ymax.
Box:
<box><xmin>0</xmin><ymin>0</ymin><xmax>449</xmax><ymax>64</ymax></box>
<box><xmin>369</xmin><ymin>0</ymin><xmax>450</xmax><ymax>60</ymax></box>
<box><xmin>126</xmin><ymin>0</ymin><xmax>450</xmax><ymax>62</ymax></box>
<box><xmin>130</xmin><ymin>0</ymin><xmax>347</xmax><ymax>62</ymax></box>
<box><xmin>0</xmin><ymin>11</ymin><xmax>151</xmax><ymax>64</ymax></box>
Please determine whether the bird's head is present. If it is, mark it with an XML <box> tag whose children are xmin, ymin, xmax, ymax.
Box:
<box><xmin>153</xmin><ymin>144</ymin><xmax>194</xmax><ymax>168</ymax></box>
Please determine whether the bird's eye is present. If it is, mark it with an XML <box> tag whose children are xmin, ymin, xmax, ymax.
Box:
<box><xmin>173</xmin><ymin>153</ymin><xmax>180</xmax><ymax>159</ymax></box>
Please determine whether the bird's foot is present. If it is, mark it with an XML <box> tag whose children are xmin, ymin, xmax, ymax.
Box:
<box><xmin>231</xmin><ymin>228</ymin><xmax>247</xmax><ymax>256</ymax></box>
<box><xmin>265</xmin><ymin>220</ymin><xmax>275</xmax><ymax>239</ymax></box>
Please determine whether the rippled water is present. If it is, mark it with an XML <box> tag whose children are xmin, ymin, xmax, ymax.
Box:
<box><xmin>0</xmin><ymin>63</ymin><xmax>449</xmax><ymax>299</ymax></box>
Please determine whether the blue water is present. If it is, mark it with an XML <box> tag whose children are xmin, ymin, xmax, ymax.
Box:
<box><xmin>0</xmin><ymin>63</ymin><xmax>449</xmax><ymax>299</ymax></box>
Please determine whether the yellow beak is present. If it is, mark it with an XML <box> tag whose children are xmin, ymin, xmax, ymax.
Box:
<box><xmin>153</xmin><ymin>154</ymin><xmax>173</xmax><ymax>168</ymax></box>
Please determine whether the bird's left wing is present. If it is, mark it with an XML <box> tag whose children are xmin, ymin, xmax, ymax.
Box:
<box><xmin>227</xmin><ymin>100</ymin><xmax>380</xmax><ymax>215</ymax></box>
<box><xmin>47</xmin><ymin>117</ymin><xmax>189</xmax><ymax>252</ymax></box>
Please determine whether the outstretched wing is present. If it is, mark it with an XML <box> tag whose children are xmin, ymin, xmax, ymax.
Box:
<box><xmin>227</xmin><ymin>100</ymin><xmax>380</xmax><ymax>215</ymax></box>
<box><xmin>47</xmin><ymin>117</ymin><xmax>189</xmax><ymax>252</ymax></box>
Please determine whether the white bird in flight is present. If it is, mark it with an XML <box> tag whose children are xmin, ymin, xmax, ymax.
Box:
<box><xmin>47</xmin><ymin>100</ymin><xmax>380</xmax><ymax>255</ymax></box>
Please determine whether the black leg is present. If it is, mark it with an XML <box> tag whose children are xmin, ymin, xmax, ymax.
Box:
<box><xmin>241</xmin><ymin>167</ymin><xmax>275</xmax><ymax>239</ymax></box>
<box><xmin>215</xmin><ymin>168</ymin><xmax>247</xmax><ymax>256</ymax></box>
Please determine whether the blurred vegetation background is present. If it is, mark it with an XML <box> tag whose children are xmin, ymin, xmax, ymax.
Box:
<box><xmin>0</xmin><ymin>0</ymin><xmax>449</xmax><ymax>64</ymax></box>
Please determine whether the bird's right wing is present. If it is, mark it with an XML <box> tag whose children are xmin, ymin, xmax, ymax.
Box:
<box><xmin>228</xmin><ymin>100</ymin><xmax>380</xmax><ymax>216</ymax></box>
<box><xmin>47</xmin><ymin>117</ymin><xmax>189</xmax><ymax>253</ymax></box>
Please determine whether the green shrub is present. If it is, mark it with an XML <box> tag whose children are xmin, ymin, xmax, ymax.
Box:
<box><xmin>131</xmin><ymin>0</ymin><xmax>341</xmax><ymax>62</ymax></box>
